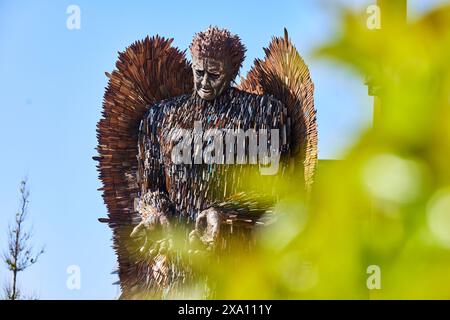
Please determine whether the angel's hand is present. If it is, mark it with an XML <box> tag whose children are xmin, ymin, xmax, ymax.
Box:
<box><xmin>130</xmin><ymin>204</ymin><xmax>173</xmax><ymax>257</ymax></box>
<box><xmin>189</xmin><ymin>207</ymin><xmax>224</xmax><ymax>252</ymax></box>
<box><xmin>130</xmin><ymin>206</ymin><xmax>171</xmax><ymax>235</ymax></box>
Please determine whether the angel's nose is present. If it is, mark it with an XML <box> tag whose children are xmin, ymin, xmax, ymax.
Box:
<box><xmin>201</xmin><ymin>74</ymin><xmax>210</xmax><ymax>87</ymax></box>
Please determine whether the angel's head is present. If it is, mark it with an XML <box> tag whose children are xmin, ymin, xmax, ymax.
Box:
<box><xmin>190</xmin><ymin>26</ymin><xmax>246</xmax><ymax>100</ymax></box>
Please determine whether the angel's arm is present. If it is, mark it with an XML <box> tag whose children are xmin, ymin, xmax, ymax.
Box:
<box><xmin>190</xmin><ymin>98</ymin><xmax>290</xmax><ymax>249</ymax></box>
<box><xmin>131</xmin><ymin>104</ymin><xmax>176</xmax><ymax>237</ymax></box>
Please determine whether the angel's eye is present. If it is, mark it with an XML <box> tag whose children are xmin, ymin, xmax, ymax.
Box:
<box><xmin>209</xmin><ymin>73</ymin><xmax>220</xmax><ymax>80</ymax></box>
<box><xmin>195</xmin><ymin>70</ymin><xmax>204</xmax><ymax>77</ymax></box>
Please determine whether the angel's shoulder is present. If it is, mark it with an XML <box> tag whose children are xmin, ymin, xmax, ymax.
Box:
<box><xmin>142</xmin><ymin>94</ymin><xmax>192</xmax><ymax>122</ymax></box>
<box><xmin>231</xmin><ymin>87</ymin><xmax>286</xmax><ymax>117</ymax></box>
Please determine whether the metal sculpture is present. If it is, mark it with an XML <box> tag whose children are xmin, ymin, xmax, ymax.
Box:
<box><xmin>95</xmin><ymin>26</ymin><xmax>316</xmax><ymax>299</ymax></box>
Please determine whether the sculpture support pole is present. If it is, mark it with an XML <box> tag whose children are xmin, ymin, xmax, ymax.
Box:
<box><xmin>368</xmin><ymin>1</ymin><xmax>408</xmax><ymax>300</ymax></box>
<box><xmin>377</xmin><ymin>0</ymin><xmax>407</xmax><ymax>31</ymax></box>
<box><xmin>369</xmin><ymin>0</ymin><xmax>407</xmax><ymax>128</ymax></box>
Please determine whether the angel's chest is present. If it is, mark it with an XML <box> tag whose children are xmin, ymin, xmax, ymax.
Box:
<box><xmin>159</xmin><ymin>106</ymin><xmax>267</xmax><ymax>142</ymax></box>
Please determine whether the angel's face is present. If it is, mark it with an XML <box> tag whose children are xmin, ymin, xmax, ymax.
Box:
<box><xmin>192</xmin><ymin>56</ymin><xmax>230</xmax><ymax>101</ymax></box>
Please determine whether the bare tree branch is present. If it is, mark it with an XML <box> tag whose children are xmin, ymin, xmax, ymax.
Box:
<box><xmin>2</xmin><ymin>179</ymin><xmax>44</xmax><ymax>300</ymax></box>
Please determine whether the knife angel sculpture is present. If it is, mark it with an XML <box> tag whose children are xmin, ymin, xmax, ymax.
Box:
<box><xmin>95</xmin><ymin>27</ymin><xmax>317</xmax><ymax>299</ymax></box>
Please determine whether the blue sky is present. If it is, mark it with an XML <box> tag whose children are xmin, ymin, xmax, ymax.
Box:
<box><xmin>0</xmin><ymin>0</ymin><xmax>447</xmax><ymax>299</ymax></box>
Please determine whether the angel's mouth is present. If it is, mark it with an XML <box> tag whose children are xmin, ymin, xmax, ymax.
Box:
<box><xmin>199</xmin><ymin>88</ymin><xmax>216</xmax><ymax>99</ymax></box>
<box><xmin>201</xmin><ymin>88</ymin><xmax>213</xmax><ymax>94</ymax></box>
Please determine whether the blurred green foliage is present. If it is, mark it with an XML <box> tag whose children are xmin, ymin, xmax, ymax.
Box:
<box><xmin>191</xmin><ymin>4</ymin><xmax>450</xmax><ymax>299</ymax></box>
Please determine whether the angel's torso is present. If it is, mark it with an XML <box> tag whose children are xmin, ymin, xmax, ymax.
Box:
<box><xmin>138</xmin><ymin>87</ymin><xmax>291</xmax><ymax>220</ymax></box>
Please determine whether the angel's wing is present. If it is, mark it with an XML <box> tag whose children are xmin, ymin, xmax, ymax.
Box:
<box><xmin>94</xmin><ymin>36</ymin><xmax>192</xmax><ymax>296</ymax></box>
<box><xmin>239</xmin><ymin>29</ymin><xmax>317</xmax><ymax>190</ymax></box>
